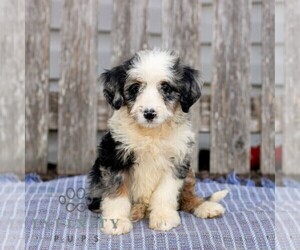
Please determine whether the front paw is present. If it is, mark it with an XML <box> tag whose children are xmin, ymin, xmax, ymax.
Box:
<box><xmin>149</xmin><ymin>209</ymin><xmax>181</xmax><ymax>231</ymax></box>
<box><xmin>102</xmin><ymin>217</ymin><xmax>133</xmax><ymax>235</ymax></box>
<box><xmin>194</xmin><ymin>201</ymin><xmax>225</xmax><ymax>219</ymax></box>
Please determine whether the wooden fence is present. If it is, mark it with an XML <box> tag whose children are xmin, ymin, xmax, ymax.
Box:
<box><xmin>0</xmin><ymin>0</ymin><xmax>25</xmax><ymax>177</ymax></box>
<box><xmin>23</xmin><ymin>0</ymin><xmax>297</xmax><ymax>177</ymax></box>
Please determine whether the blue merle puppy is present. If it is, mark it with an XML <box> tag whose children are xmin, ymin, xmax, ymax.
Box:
<box><xmin>88</xmin><ymin>50</ymin><xmax>228</xmax><ymax>235</ymax></box>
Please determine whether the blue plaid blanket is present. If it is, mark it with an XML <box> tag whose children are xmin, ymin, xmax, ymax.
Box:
<box><xmin>0</xmin><ymin>174</ymin><xmax>25</xmax><ymax>250</ymax></box>
<box><xmin>1</xmin><ymin>174</ymin><xmax>300</xmax><ymax>249</ymax></box>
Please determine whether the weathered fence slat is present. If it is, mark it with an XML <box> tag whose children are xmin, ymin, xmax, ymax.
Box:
<box><xmin>162</xmin><ymin>0</ymin><xmax>201</xmax><ymax>172</ymax></box>
<box><xmin>111</xmin><ymin>0</ymin><xmax>131</xmax><ymax>66</ymax></box>
<box><xmin>25</xmin><ymin>0</ymin><xmax>50</xmax><ymax>174</ymax></box>
<box><xmin>108</xmin><ymin>0</ymin><xmax>149</xmax><ymax>118</ymax></box>
<box><xmin>261</xmin><ymin>0</ymin><xmax>275</xmax><ymax>174</ymax></box>
<box><xmin>283</xmin><ymin>0</ymin><xmax>300</xmax><ymax>174</ymax></box>
<box><xmin>210</xmin><ymin>0</ymin><xmax>251</xmax><ymax>174</ymax></box>
<box><xmin>58</xmin><ymin>0</ymin><xmax>98</xmax><ymax>175</ymax></box>
<box><xmin>129</xmin><ymin>0</ymin><xmax>149</xmax><ymax>55</ymax></box>
<box><xmin>111</xmin><ymin>0</ymin><xmax>149</xmax><ymax>67</ymax></box>
<box><xmin>0</xmin><ymin>0</ymin><xmax>25</xmax><ymax>176</ymax></box>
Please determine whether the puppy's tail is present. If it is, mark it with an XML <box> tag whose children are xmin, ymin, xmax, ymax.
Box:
<box><xmin>180</xmin><ymin>169</ymin><xmax>229</xmax><ymax>213</ymax></box>
<box><xmin>205</xmin><ymin>189</ymin><xmax>229</xmax><ymax>203</ymax></box>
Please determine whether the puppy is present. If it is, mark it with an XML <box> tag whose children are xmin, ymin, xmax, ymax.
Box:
<box><xmin>88</xmin><ymin>50</ymin><xmax>228</xmax><ymax>235</ymax></box>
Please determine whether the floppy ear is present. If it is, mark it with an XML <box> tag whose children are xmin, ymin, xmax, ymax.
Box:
<box><xmin>101</xmin><ymin>64</ymin><xmax>127</xmax><ymax>110</ymax></box>
<box><xmin>180</xmin><ymin>66</ymin><xmax>202</xmax><ymax>113</ymax></box>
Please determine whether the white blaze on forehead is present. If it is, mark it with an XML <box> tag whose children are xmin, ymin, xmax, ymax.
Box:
<box><xmin>128</xmin><ymin>50</ymin><xmax>177</xmax><ymax>84</ymax></box>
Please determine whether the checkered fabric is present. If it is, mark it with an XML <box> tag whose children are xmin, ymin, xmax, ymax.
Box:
<box><xmin>0</xmin><ymin>174</ymin><xmax>25</xmax><ymax>250</ymax></box>
<box><xmin>1</xmin><ymin>174</ymin><xmax>300</xmax><ymax>249</ymax></box>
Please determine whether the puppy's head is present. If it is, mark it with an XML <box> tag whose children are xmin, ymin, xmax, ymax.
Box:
<box><xmin>101</xmin><ymin>50</ymin><xmax>202</xmax><ymax>128</ymax></box>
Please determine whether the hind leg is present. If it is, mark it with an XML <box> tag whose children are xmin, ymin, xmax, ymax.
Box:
<box><xmin>193</xmin><ymin>201</ymin><xmax>225</xmax><ymax>218</ymax></box>
<box><xmin>179</xmin><ymin>169</ymin><xmax>226</xmax><ymax>218</ymax></box>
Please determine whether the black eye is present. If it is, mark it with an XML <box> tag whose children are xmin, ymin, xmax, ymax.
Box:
<box><xmin>161</xmin><ymin>82</ymin><xmax>173</xmax><ymax>93</ymax></box>
<box><xmin>128</xmin><ymin>83</ymin><xmax>140</xmax><ymax>95</ymax></box>
<box><xmin>103</xmin><ymin>89</ymin><xmax>113</xmax><ymax>102</ymax></box>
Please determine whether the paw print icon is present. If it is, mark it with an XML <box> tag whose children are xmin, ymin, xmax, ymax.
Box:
<box><xmin>59</xmin><ymin>187</ymin><xmax>92</xmax><ymax>212</ymax></box>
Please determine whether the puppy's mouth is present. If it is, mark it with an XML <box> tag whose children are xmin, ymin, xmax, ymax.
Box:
<box><xmin>139</xmin><ymin>117</ymin><xmax>162</xmax><ymax>128</ymax></box>
<box><xmin>129</xmin><ymin>107</ymin><xmax>172</xmax><ymax>128</ymax></box>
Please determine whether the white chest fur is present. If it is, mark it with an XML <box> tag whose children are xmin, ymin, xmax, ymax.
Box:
<box><xmin>109</xmin><ymin>108</ymin><xmax>195</xmax><ymax>204</ymax></box>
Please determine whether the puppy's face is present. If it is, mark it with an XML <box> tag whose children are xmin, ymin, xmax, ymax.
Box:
<box><xmin>102</xmin><ymin>50</ymin><xmax>201</xmax><ymax>128</ymax></box>
<box><xmin>124</xmin><ymin>51</ymin><xmax>181</xmax><ymax>127</ymax></box>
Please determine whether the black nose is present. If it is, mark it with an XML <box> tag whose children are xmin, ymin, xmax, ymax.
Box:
<box><xmin>143</xmin><ymin>109</ymin><xmax>157</xmax><ymax>121</ymax></box>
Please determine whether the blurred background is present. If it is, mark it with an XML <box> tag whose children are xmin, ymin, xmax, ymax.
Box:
<box><xmin>1</xmin><ymin>0</ymin><xmax>299</xmax><ymax>182</ymax></box>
